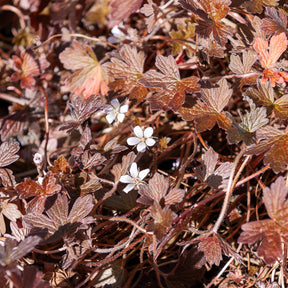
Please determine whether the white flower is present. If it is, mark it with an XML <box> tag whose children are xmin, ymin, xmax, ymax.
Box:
<box><xmin>105</xmin><ymin>99</ymin><xmax>129</xmax><ymax>124</ymax></box>
<box><xmin>33</xmin><ymin>153</ymin><xmax>43</xmax><ymax>165</ymax></box>
<box><xmin>127</xmin><ymin>126</ymin><xmax>156</xmax><ymax>152</ymax></box>
<box><xmin>120</xmin><ymin>162</ymin><xmax>150</xmax><ymax>193</ymax></box>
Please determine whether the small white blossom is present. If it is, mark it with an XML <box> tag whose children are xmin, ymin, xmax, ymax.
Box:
<box><xmin>33</xmin><ymin>153</ymin><xmax>43</xmax><ymax>165</ymax></box>
<box><xmin>127</xmin><ymin>126</ymin><xmax>156</xmax><ymax>152</ymax></box>
<box><xmin>120</xmin><ymin>162</ymin><xmax>150</xmax><ymax>193</ymax></box>
<box><xmin>105</xmin><ymin>99</ymin><xmax>129</xmax><ymax>124</ymax></box>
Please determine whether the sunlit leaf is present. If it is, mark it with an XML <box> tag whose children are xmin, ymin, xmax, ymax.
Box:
<box><xmin>180</xmin><ymin>232</ymin><xmax>242</xmax><ymax>266</ymax></box>
<box><xmin>0</xmin><ymin>168</ymin><xmax>16</xmax><ymax>186</ymax></box>
<box><xmin>10</xmin><ymin>51</ymin><xmax>49</xmax><ymax>89</ymax></box>
<box><xmin>111</xmin><ymin>151</ymin><xmax>136</xmax><ymax>182</ymax></box>
<box><xmin>16</xmin><ymin>172</ymin><xmax>62</xmax><ymax>213</ymax></box>
<box><xmin>0</xmin><ymin>141</ymin><xmax>20</xmax><ymax>168</ymax></box>
<box><xmin>178</xmin><ymin>79</ymin><xmax>232</xmax><ymax>132</ymax></box>
<box><xmin>242</xmin><ymin>0</ymin><xmax>279</xmax><ymax>14</ymax></box>
<box><xmin>238</xmin><ymin>176</ymin><xmax>288</xmax><ymax>264</ymax></box>
<box><xmin>253</xmin><ymin>32</ymin><xmax>288</xmax><ymax>87</ymax></box>
<box><xmin>245</xmin><ymin>80</ymin><xmax>288</xmax><ymax>119</ymax></box>
<box><xmin>48</xmin><ymin>156</ymin><xmax>72</xmax><ymax>174</ymax></box>
<box><xmin>229</xmin><ymin>50</ymin><xmax>257</xmax><ymax>75</ymax></box>
<box><xmin>245</xmin><ymin>126</ymin><xmax>288</xmax><ymax>173</ymax></box>
<box><xmin>140</xmin><ymin>0</ymin><xmax>160</xmax><ymax>33</ymax></box>
<box><xmin>81</xmin><ymin>150</ymin><xmax>106</xmax><ymax>170</ymax></box>
<box><xmin>108</xmin><ymin>0</ymin><xmax>143</xmax><ymax>27</ymax></box>
<box><xmin>261</xmin><ymin>7</ymin><xmax>287</xmax><ymax>35</ymax></box>
<box><xmin>103</xmin><ymin>45</ymin><xmax>147</xmax><ymax>101</ymax></box>
<box><xmin>180</xmin><ymin>0</ymin><xmax>233</xmax><ymax>46</ymax></box>
<box><xmin>169</xmin><ymin>20</ymin><xmax>196</xmax><ymax>56</ymax></box>
<box><xmin>138</xmin><ymin>173</ymin><xmax>185</xmax><ymax>206</ymax></box>
<box><xmin>138</xmin><ymin>54</ymin><xmax>200</xmax><ymax>111</ymax></box>
<box><xmin>59</xmin><ymin>40</ymin><xmax>109</xmax><ymax>99</ymax></box>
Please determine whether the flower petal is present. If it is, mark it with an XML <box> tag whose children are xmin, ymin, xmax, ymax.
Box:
<box><xmin>127</xmin><ymin>137</ymin><xmax>140</xmax><ymax>146</ymax></box>
<box><xmin>120</xmin><ymin>104</ymin><xmax>129</xmax><ymax>113</ymax></box>
<box><xmin>137</xmin><ymin>142</ymin><xmax>146</xmax><ymax>152</ymax></box>
<box><xmin>120</xmin><ymin>175</ymin><xmax>133</xmax><ymax>183</ymax></box>
<box><xmin>145</xmin><ymin>138</ymin><xmax>156</xmax><ymax>147</ymax></box>
<box><xmin>130</xmin><ymin>162</ymin><xmax>138</xmax><ymax>178</ymax></box>
<box><xmin>123</xmin><ymin>183</ymin><xmax>135</xmax><ymax>193</ymax></box>
<box><xmin>106</xmin><ymin>112</ymin><xmax>116</xmax><ymax>124</ymax></box>
<box><xmin>111</xmin><ymin>98</ymin><xmax>120</xmax><ymax>109</ymax></box>
<box><xmin>139</xmin><ymin>168</ymin><xmax>150</xmax><ymax>180</ymax></box>
<box><xmin>144</xmin><ymin>127</ymin><xmax>153</xmax><ymax>138</ymax></box>
<box><xmin>134</xmin><ymin>126</ymin><xmax>143</xmax><ymax>138</ymax></box>
<box><xmin>117</xmin><ymin>113</ymin><xmax>125</xmax><ymax>123</ymax></box>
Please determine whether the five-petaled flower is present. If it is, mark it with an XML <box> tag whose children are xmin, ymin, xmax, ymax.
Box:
<box><xmin>127</xmin><ymin>126</ymin><xmax>156</xmax><ymax>152</ymax></box>
<box><xmin>119</xmin><ymin>162</ymin><xmax>150</xmax><ymax>193</ymax></box>
<box><xmin>105</xmin><ymin>99</ymin><xmax>129</xmax><ymax>124</ymax></box>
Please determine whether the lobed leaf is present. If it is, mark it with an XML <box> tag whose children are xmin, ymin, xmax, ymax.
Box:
<box><xmin>138</xmin><ymin>173</ymin><xmax>185</xmax><ymax>206</ymax></box>
<box><xmin>103</xmin><ymin>45</ymin><xmax>147</xmax><ymax>101</ymax></box>
<box><xmin>242</xmin><ymin>0</ymin><xmax>279</xmax><ymax>14</ymax></box>
<box><xmin>138</xmin><ymin>54</ymin><xmax>200</xmax><ymax>111</ymax></box>
<box><xmin>195</xmin><ymin>147</ymin><xmax>233</xmax><ymax>189</ymax></box>
<box><xmin>238</xmin><ymin>177</ymin><xmax>288</xmax><ymax>264</ymax></box>
<box><xmin>246</xmin><ymin>126</ymin><xmax>288</xmax><ymax>173</ymax></box>
<box><xmin>261</xmin><ymin>7</ymin><xmax>287</xmax><ymax>36</ymax></box>
<box><xmin>178</xmin><ymin>78</ymin><xmax>232</xmax><ymax>132</ymax></box>
<box><xmin>59</xmin><ymin>40</ymin><xmax>109</xmax><ymax>98</ymax></box>
<box><xmin>179</xmin><ymin>0</ymin><xmax>233</xmax><ymax>46</ymax></box>
<box><xmin>245</xmin><ymin>80</ymin><xmax>288</xmax><ymax>119</ymax></box>
<box><xmin>0</xmin><ymin>141</ymin><xmax>20</xmax><ymax>168</ymax></box>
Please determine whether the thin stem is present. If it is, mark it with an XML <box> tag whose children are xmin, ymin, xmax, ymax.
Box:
<box><xmin>39</xmin><ymin>87</ymin><xmax>49</xmax><ymax>170</ymax></box>
<box><xmin>212</xmin><ymin>147</ymin><xmax>249</xmax><ymax>233</ymax></box>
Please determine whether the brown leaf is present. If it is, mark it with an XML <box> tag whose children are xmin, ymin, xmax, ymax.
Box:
<box><xmin>195</xmin><ymin>147</ymin><xmax>233</xmax><ymax>189</ymax></box>
<box><xmin>180</xmin><ymin>0</ymin><xmax>233</xmax><ymax>46</ymax></box>
<box><xmin>178</xmin><ymin>79</ymin><xmax>232</xmax><ymax>132</ymax></box>
<box><xmin>24</xmin><ymin>194</ymin><xmax>94</xmax><ymax>240</ymax></box>
<box><xmin>242</xmin><ymin>0</ymin><xmax>279</xmax><ymax>14</ymax></box>
<box><xmin>138</xmin><ymin>54</ymin><xmax>200</xmax><ymax>111</ymax></box>
<box><xmin>16</xmin><ymin>172</ymin><xmax>62</xmax><ymax>213</ymax></box>
<box><xmin>198</xmin><ymin>233</ymin><xmax>222</xmax><ymax>266</ymax></box>
<box><xmin>137</xmin><ymin>173</ymin><xmax>185</xmax><ymax>206</ymax></box>
<box><xmin>245</xmin><ymin>126</ymin><xmax>288</xmax><ymax>173</ymax></box>
<box><xmin>0</xmin><ymin>236</ymin><xmax>42</xmax><ymax>266</ymax></box>
<box><xmin>245</xmin><ymin>80</ymin><xmax>288</xmax><ymax>119</ymax></box>
<box><xmin>111</xmin><ymin>151</ymin><xmax>137</xmax><ymax>182</ymax></box>
<box><xmin>81</xmin><ymin>150</ymin><xmax>106</xmax><ymax>170</ymax></box>
<box><xmin>108</xmin><ymin>0</ymin><xmax>143</xmax><ymax>27</ymax></box>
<box><xmin>261</xmin><ymin>7</ymin><xmax>287</xmax><ymax>36</ymax></box>
<box><xmin>238</xmin><ymin>177</ymin><xmax>288</xmax><ymax>264</ymax></box>
<box><xmin>229</xmin><ymin>50</ymin><xmax>256</xmax><ymax>75</ymax></box>
<box><xmin>59</xmin><ymin>94</ymin><xmax>103</xmax><ymax>133</ymax></box>
<box><xmin>59</xmin><ymin>40</ymin><xmax>109</xmax><ymax>98</ymax></box>
<box><xmin>103</xmin><ymin>45</ymin><xmax>147</xmax><ymax>101</ymax></box>
<box><xmin>0</xmin><ymin>141</ymin><xmax>20</xmax><ymax>168</ymax></box>
<box><xmin>0</xmin><ymin>168</ymin><xmax>16</xmax><ymax>186</ymax></box>
<box><xmin>48</xmin><ymin>156</ymin><xmax>72</xmax><ymax>174</ymax></box>
<box><xmin>10</xmin><ymin>51</ymin><xmax>49</xmax><ymax>89</ymax></box>
<box><xmin>140</xmin><ymin>0</ymin><xmax>160</xmax><ymax>33</ymax></box>
<box><xmin>253</xmin><ymin>32</ymin><xmax>288</xmax><ymax>87</ymax></box>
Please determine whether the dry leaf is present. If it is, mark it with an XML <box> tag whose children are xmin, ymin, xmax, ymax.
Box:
<box><xmin>59</xmin><ymin>40</ymin><xmax>109</xmax><ymax>98</ymax></box>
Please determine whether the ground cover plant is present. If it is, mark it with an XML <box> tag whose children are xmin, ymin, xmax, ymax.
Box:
<box><xmin>0</xmin><ymin>0</ymin><xmax>288</xmax><ymax>287</ymax></box>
